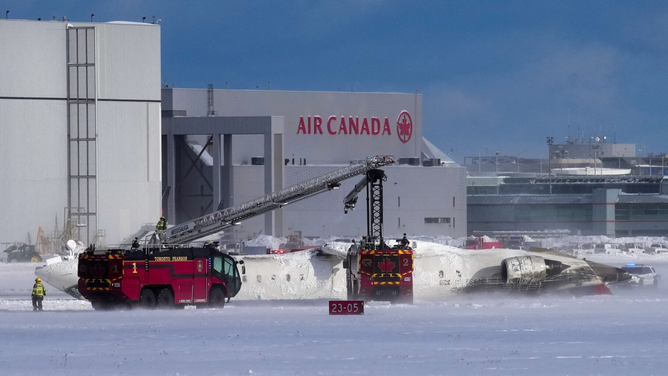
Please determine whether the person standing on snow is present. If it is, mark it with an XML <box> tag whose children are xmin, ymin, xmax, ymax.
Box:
<box><xmin>32</xmin><ymin>277</ymin><xmax>46</xmax><ymax>311</ymax></box>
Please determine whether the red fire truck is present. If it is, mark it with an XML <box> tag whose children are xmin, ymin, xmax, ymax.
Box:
<box><xmin>344</xmin><ymin>238</ymin><xmax>414</xmax><ymax>303</ymax></box>
<box><xmin>78</xmin><ymin>246</ymin><xmax>244</xmax><ymax>310</ymax></box>
<box><xmin>464</xmin><ymin>236</ymin><xmax>503</xmax><ymax>250</ymax></box>
<box><xmin>342</xmin><ymin>169</ymin><xmax>414</xmax><ymax>304</ymax></box>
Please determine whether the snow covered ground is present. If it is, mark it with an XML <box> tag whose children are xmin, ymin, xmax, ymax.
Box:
<box><xmin>2</xmin><ymin>240</ymin><xmax>668</xmax><ymax>375</ymax></box>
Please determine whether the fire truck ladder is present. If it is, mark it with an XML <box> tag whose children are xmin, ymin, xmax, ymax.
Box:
<box><xmin>161</xmin><ymin>156</ymin><xmax>395</xmax><ymax>245</ymax></box>
<box><xmin>343</xmin><ymin>168</ymin><xmax>387</xmax><ymax>248</ymax></box>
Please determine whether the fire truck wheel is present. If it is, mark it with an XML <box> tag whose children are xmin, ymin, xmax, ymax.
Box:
<box><xmin>139</xmin><ymin>288</ymin><xmax>157</xmax><ymax>309</ymax></box>
<box><xmin>157</xmin><ymin>288</ymin><xmax>175</xmax><ymax>308</ymax></box>
<box><xmin>208</xmin><ymin>287</ymin><xmax>226</xmax><ymax>308</ymax></box>
<box><xmin>92</xmin><ymin>301</ymin><xmax>110</xmax><ymax>311</ymax></box>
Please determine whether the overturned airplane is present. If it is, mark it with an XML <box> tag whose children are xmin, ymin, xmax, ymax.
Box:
<box><xmin>36</xmin><ymin>240</ymin><xmax>631</xmax><ymax>302</ymax></box>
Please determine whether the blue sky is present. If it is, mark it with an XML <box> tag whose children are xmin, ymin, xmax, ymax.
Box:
<box><xmin>5</xmin><ymin>1</ymin><xmax>668</xmax><ymax>162</ymax></box>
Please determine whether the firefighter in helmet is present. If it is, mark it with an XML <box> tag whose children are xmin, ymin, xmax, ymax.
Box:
<box><xmin>156</xmin><ymin>215</ymin><xmax>167</xmax><ymax>232</ymax></box>
<box><xmin>32</xmin><ymin>277</ymin><xmax>46</xmax><ymax>311</ymax></box>
<box><xmin>156</xmin><ymin>215</ymin><xmax>168</xmax><ymax>243</ymax></box>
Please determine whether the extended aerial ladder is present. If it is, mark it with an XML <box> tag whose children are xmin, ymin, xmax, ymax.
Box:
<box><xmin>342</xmin><ymin>167</ymin><xmax>415</xmax><ymax>303</ymax></box>
<box><xmin>150</xmin><ymin>156</ymin><xmax>395</xmax><ymax>246</ymax></box>
<box><xmin>343</xmin><ymin>169</ymin><xmax>388</xmax><ymax>248</ymax></box>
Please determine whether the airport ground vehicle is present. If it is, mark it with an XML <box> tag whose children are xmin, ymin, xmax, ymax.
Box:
<box><xmin>342</xmin><ymin>169</ymin><xmax>414</xmax><ymax>303</ymax></box>
<box><xmin>464</xmin><ymin>237</ymin><xmax>503</xmax><ymax>250</ymax></box>
<box><xmin>645</xmin><ymin>244</ymin><xmax>668</xmax><ymax>254</ymax></box>
<box><xmin>269</xmin><ymin>232</ymin><xmax>319</xmax><ymax>254</ymax></box>
<box><xmin>4</xmin><ymin>243</ymin><xmax>41</xmax><ymax>263</ymax></box>
<box><xmin>593</xmin><ymin>243</ymin><xmax>622</xmax><ymax>254</ymax></box>
<box><xmin>620</xmin><ymin>263</ymin><xmax>659</xmax><ymax>288</ymax></box>
<box><xmin>624</xmin><ymin>243</ymin><xmax>645</xmax><ymax>254</ymax></box>
<box><xmin>78</xmin><ymin>246</ymin><xmax>245</xmax><ymax>310</ymax></box>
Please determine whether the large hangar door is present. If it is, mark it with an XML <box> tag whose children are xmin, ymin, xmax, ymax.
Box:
<box><xmin>66</xmin><ymin>27</ymin><xmax>98</xmax><ymax>245</ymax></box>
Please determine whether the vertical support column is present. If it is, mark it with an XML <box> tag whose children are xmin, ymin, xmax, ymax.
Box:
<box><xmin>273</xmin><ymin>133</ymin><xmax>284</xmax><ymax>237</ymax></box>
<box><xmin>264</xmin><ymin>132</ymin><xmax>274</xmax><ymax>236</ymax></box>
<box><xmin>166</xmin><ymin>123</ymin><xmax>176</xmax><ymax>224</ymax></box>
<box><xmin>222</xmin><ymin>134</ymin><xmax>233</xmax><ymax>209</ymax></box>
<box><xmin>263</xmin><ymin>123</ymin><xmax>284</xmax><ymax>237</ymax></box>
<box><xmin>212</xmin><ymin>133</ymin><xmax>221</xmax><ymax>213</ymax></box>
<box><xmin>592</xmin><ymin>188</ymin><xmax>619</xmax><ymax>237</ymax></box>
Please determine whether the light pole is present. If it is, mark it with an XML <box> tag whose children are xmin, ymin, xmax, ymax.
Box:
<box><xmin>495</xmin><ymin>151</ymin><xmax>499</xmax><ymax>174</ymax></box>
<box><xmin>592</xmin><ymin>144</ymin><xmax>600</xmax><ymax>176</ymax></box>
<box><xmin>478</xmin><ymin>149</ymin><xmax>481</xmax><ymax>173</ymax></box>
<box><xmin>546</xmin><ymin>137</ymin><xmax>553</xmax><ymax>195</ymax></box>
<box><xmin>516</xmin><ymin>149</ymin><xmax>527</xmax><ymax>172</ymax></box>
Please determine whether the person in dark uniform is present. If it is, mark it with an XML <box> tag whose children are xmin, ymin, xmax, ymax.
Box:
<box><xmin>132</xmin><ymin>237</ymin><xmax>140</xmax><ymax>249</ymax></box>
<box><xmin>32</xmin><ymin>277</ymin><xmax>46</xmax><ymax>311</ymax></box>
<box><xmin>400</xmin><ymin>233</ymin><xmax>410</xmax><ymax>248</ymax></box>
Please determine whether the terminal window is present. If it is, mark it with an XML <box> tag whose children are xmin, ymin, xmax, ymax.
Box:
<box><xmin>425</xmin><ymin>217</ymin><xmax>451</xmax><ymax>224</ymax></box>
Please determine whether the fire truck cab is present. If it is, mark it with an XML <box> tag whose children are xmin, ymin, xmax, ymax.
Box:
<box><xmin>78</xmin><ymin>246</ymin><xmax>244</xmax><ymax>310</ymax></box>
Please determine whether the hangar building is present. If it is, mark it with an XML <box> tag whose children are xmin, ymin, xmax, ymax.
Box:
<box><xmin>0</xmin><ymin>19</ymin><xmax>161</xmax><ymax>247</ymax></box>
<box><xmin>162</xmin><ymin>88</ymin><xmax>467</xmax><ymax>239</ymax></box>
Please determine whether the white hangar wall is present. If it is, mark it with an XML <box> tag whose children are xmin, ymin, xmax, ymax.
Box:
<box><xmin>226</xmin><ymin>164</ymin><xmax>466</xmax><ymax>239</ymax></box>
<box><xmin>0</xmin><ymin>19</ymin><xmax>161</xmax><ymax>246</ymax></box>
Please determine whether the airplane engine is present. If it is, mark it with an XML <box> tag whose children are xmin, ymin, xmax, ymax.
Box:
<box><xmin>501</xmin><ymin>256</ymin><xmax>568</xmax><ymax>285</ymax></box>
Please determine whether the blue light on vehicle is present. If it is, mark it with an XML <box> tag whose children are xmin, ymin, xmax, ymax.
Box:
<box><xmin>626</xmin><ymin>263</ymin><xmax>636</xmax><ymax>267</ymax></box>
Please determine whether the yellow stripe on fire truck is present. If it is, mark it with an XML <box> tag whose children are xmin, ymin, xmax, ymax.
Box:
<box><xmin>84</xmin><ymin>278</ymin><xmax>112</xmax><ymax>291</ymax></box>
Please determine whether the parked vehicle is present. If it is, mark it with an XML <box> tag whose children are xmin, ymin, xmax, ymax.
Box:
<box><xmin>564</xmin><ymin>244</ymin><xmax>593</xmax><ymax>256</ymax></box>
<box><xmin>464</xmin><ymin>236</ymin><xmax>503</xmax><ymax>250</ymax></box>
<box><xmin>645</xmin><ymin>244</ymin><xmax>668</xmax><ymax>255</ymax></box>
<box><xmin>593</xmin><ymin>243</ymin><xmax>623</xmax><ymax>255</ymax></box>
<box><xmin>624</xmin><ymin>243</ymin><xmax>646</xmax><ymax>254</ymax></box>
<box><xmin>4</xmin><ymin>243</ymin><xmax>41</xmax><ymax>263</ymax></box>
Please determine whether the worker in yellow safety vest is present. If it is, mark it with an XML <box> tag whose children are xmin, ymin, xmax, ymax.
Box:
<box><xmin>32</xmin><ymin>277</ymin><xmax>46</xmax><ymax>311</ymax></box>
<box><xmin>156</xmin><ymin>215</ymin><xmax>168</xmax><ymax>243</ymax></box>
<box><xmin>156</xmin><ymin>215</ymin><xmax>167</xmax><ymax>232</ymax></box>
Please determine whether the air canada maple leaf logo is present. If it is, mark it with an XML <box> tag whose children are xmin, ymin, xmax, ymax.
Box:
<box><xmin>378</xmin><ymin>258</ymin><xmax>396</xmax><ymax>273</ymax></box>
<box><xmin>397</xmin><ymin>110</ymin><xmax>413</xmax><ymax>144</ymax></box>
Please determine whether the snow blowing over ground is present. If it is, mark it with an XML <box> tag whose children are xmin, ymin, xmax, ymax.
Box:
<box><xmin>2</xmin><ymin>235</ymin><xmax>668</xmax><ymax>375</ymax></box>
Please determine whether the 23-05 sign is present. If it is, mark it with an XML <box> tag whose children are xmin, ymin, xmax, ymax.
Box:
<box><xmin>329</xmin><ymin>300</ymin><xmax>364</xmax><ymax>315</ymax></box>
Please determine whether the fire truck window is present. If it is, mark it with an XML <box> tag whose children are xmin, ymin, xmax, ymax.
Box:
<box><xmin>213</xmin><ymin>257</ymin><xmax>222</xmax><ymax>274</ymax></box>
<box><xmin>223</xmin><ymin>257</ymin><xmax>235</xmax><ymax>277</ymax></box>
